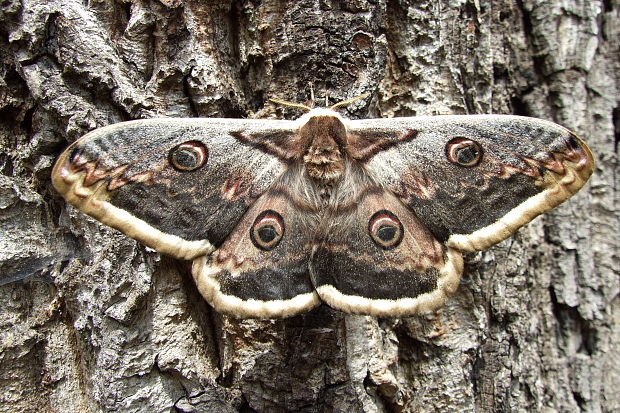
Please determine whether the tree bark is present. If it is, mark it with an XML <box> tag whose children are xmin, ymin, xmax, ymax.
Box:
<box><xmin>1</xmin><ymin>0</ymin><xmax>618</xmax><ymax>412</ymax></box>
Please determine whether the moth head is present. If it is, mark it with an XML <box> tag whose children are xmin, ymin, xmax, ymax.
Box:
<box><xmin>269</xmin><ymin>94</ymin><xmax>369</xmax><ymax>132</ymax></box>
<box><xmin>445</xmin><ymin>138</ymin><xmax>483</xmax><ymax>167</ymax></box>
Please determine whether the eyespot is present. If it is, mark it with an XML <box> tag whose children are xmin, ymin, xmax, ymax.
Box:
<box><xmin>446</xmin><ymin>138</ymin><xmax>483</xmax><ymax>167</ymax></box>
<box><xmin>250</xmin><ymin>210</ymin><xmax>285</xmax><ymax>251</ymax></box>
<box><xmin>169</xmin><ymin>141</ymin><xmax>208</xmax><ymax>172</ymax></box>
<box><xmin>368</xmin><ymin>210</ymin><xmax>404</xmax><ymax>250</ymax></box>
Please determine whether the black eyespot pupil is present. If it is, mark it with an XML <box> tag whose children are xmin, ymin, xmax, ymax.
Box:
<box><xmin>368</xmin><ymin>210</ymin><xmax>404</xmax><ymax>250</ymax></box>
<box><xmin>257</xmin><ymin>225</ymin><xmax>277</xmax><ymax>243</ymax></box>
<box><xmin>169</xmin><ymin>141</ymin><xmax>208</xmax><ymax>172</ymax></box>
<box><xmin>456</xmin><ymin>146</ymin><xmax>478</xmax><ymax>164</ymax></box>
<box><xmin>250</xmin><ymin>210</ymin><xmax>285</xmax><ymax>251</ymax></box>
<box><xmin>376</xmin><ymin>224</ymin><xmax>397</xmax><ymax>242</ymax></box>
<box><xmin>174</xmin><ymin>149</ymin><xmax>198</xmax><ymax>168</ymax></box>
<box><xmin>446</xmin><ymin>138</ymin><xmax>483</xmax><ymax>167</ymax></box>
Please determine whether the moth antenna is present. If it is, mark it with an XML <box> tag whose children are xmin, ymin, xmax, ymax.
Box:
<box><xmin>330</xmin><ymin>93</ymin><xmax>370</xmax><ymax>110</ymax></box>
<box><xmin>269</xmin><ymin>98</ymin><xmax>313</xmax><ymax>112</ymax></box>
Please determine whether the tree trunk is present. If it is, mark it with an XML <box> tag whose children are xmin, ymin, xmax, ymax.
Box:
<box><xmin>1</xmin><ymin>0</ymin><xmax>618</xmax><ymax>412</ymax></box>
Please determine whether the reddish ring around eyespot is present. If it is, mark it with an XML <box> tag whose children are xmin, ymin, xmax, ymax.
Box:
<box><xmin>445</xmin><ymin>138</ymin><xmax>483</xmax><ymax>167</ymax></box>
<box><xmin>250</xmin><ymin>210</ymin><xmax>285</xmax><ymax>251</ymax></box>
<box><xmin>169</xmin><ymin>141</ymin><xmax>208</xmax><ymax>172</ymax></box>
<box><xmin>368</xmin><ymin>210</ymin><xmax>404</xmax><ymax>250</ymax></box>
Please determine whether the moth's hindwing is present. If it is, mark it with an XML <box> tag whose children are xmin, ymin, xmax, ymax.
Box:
<box><xmin>192</xmin><ymin>187</ymin><xmax>320</xmax><ymax>318</ymax></box>
<box><xmin>53</xmin><ymin>111</ymin><xmax>594</xmax><ymax>319</ymax></box>
<box><xmin>310</xmin><ymin>179</ymin><xmax>464</xmax><ymax>317</ymax></box>
<box><xmin>350</xmin><ymin>115</ymin><xmax>594</xmax><ymax>252</ymax></box>
<box><xmin>52</xmin><ymin>118</ymin><xmax>297</xmax><ymax>260</ymax></box>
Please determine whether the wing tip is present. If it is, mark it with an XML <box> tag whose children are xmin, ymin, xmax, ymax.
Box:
<box><xmin>447</xmin><ymin>136</ymin><xmax>594</xmax><ymax>253</ymax></box>
<box><xmin>53</xmin><ymin>160</ymin><xmax>213</xmax><ymax>260</ymax></box>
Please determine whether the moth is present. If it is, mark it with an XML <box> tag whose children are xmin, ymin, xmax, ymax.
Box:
<box><xmin>52</xmin><ymin>99</ymin><xmax>594</xmax><ymax>318</ymax></box>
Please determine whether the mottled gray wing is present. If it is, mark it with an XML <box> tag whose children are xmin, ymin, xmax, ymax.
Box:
<box><xmin>53</xmin><ymin>118</ymin><xmax>298</xmax><ymax>260</ymax></box>
<box><xmin>347</xmin><ymin>115</ymin><xmax>594</xmax><ymax>252</ymax></box>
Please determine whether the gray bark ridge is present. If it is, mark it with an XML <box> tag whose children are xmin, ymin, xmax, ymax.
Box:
<box><xmin>0</xmin><ymin>0</ymin><xmax>617</xmax><ymax>412</ymax></box>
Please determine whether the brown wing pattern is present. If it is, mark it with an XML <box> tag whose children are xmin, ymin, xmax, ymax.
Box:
<box><xmin>53</xmin><ymin>112</ymin><xmax>594</xmax><ymax>318</ymax></box>
<box><xmin>349</xmin><ymin>115</ymin><xmax>594</xmax><ymax>252</ymax></box>
<box><xmin>311</xmin><ymin>183</ymin><xmax>463</xmax><ymax>317</ymax></box>
<box><xmin>53</xmin><ymin>118</ymin><xmax>298</xmax><ymax>260</ymax></box>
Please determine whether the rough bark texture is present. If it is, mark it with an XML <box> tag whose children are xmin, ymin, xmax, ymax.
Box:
<box><xmin>1</xmin><ymin>0</ymin><xmax>618</xmax><ymax>412</ymax></box>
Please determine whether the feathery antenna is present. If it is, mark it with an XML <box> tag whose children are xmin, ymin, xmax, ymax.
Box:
<box><xmin>269</xmin><ymin>93</ymin><xmax>369</xmax><ymax>111</ymax></box>
<box><xmin>268</xmin><ymin>98</ymin><xmax>313</xmax><ymax>112</ymax></box>
<box><xmin>330</xmin><ymin>93</ymin><xmax>370</xmax><ymax>110</ymax></box>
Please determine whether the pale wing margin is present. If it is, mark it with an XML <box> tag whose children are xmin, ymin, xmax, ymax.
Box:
<box><xmin>348</xmin><ymin>115</ymin><xmax>595</xmax><ymax>252</ymax></box>
<box><xmin>315</xmin><ymin>248</ymin><xmax>464</xmax><ymax>317</ymax></box>
<box><xmin>52</xmin><ymin>118</ymin><xmax>297</xmax><ymax>260</ymax></box>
